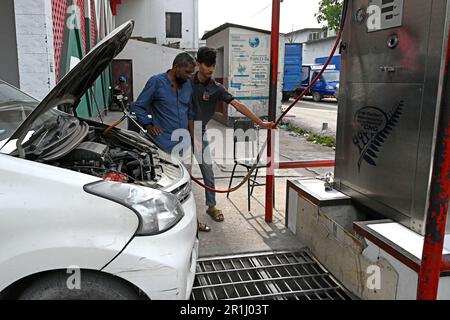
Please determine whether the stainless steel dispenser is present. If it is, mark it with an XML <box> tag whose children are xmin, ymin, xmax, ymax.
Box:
<box><xmin>335</xmin><ymin>0</ymin><xmax>450</xmax><ymax>235</ymax></box>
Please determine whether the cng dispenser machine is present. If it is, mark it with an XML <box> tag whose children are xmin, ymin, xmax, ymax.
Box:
<box><xmin>286</xmin><ymin>0</ymin><xmax>450</xmax><ymax>299</ymax></box>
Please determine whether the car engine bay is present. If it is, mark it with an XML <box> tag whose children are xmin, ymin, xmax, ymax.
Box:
<box><xmin>14</xmin><ymin>116</ymin><xmax>182</xmax><ymax>189</ymax></box>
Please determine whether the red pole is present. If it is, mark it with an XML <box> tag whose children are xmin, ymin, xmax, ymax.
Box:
<box><xmin>111</xmin><ymin>0</ymin><xmax>117</xmax><ymax>15</ymax></box>
<box><xmin>265</xmin><ymin>0</ymin><xmax>281</xmax><ymax>223</ymax></box>
<box><xmin>417</xmin><ymin>27</ymin><xmax>450</xmax><ymax>300</ymax></box>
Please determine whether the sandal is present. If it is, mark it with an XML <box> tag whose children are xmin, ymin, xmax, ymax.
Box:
<box><xmin>207</xmin><ymin>209</ymin><xmax>224</xmax><ymax>222</ymax></box>
<box><xmin>198</xmin><ymin>222</ymin><xmax>211</xmax><ymax>232</ymax></box>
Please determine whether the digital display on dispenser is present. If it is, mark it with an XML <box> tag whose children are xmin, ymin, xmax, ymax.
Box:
<box><xmin>367</xmin><ymin>0</ymin><xmax>404</xmax><ymax>32</ymax></box>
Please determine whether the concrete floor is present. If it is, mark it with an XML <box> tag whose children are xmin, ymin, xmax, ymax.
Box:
<box><xmin>282</xmin><ymin>98</ymin><xmax>338</xmax><ymax>137</ymax></box>
<box><xmin>100</xmin><ymin>111</ymin><xmax>336</xmax><ymax>258</ymax></box>
<box><xmin>194</xmin><ymin>177</ymin><xmax>305</xmax><ymax>258</ymax></box>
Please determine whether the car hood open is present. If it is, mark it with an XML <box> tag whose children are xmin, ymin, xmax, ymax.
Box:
<box><xmin>6</xmin><ymin>20</ymin><xmax>134</xmax><ymax>146</ymax></box>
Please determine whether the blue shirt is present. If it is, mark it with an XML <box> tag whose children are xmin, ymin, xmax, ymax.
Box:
<box><xmin>133</xmin><ymin>72</ymin><xmax>194</xmax><ymax>152</ymax></box>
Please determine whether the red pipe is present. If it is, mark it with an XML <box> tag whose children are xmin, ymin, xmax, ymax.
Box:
<box><xmin>190</xmin><ymin>1</ymin><xmax>345</xmax><ymax>197</ymax></box>
<box><xmin>277</xmin><ymin>160</ymin><xmax>335</xmax><ymax>170</ymax></box>
<box><xmin>111</xmin><ymin>0</ymin><xmax>117</xmax><ymax>15</ymax></box>
<box><xmin>265</xmin><ymin>0</ymin><xmax>281</xmax><ymax>223</ymax></box>
<box><xmin>275</xmin><ymin>28</ymin><xmax>343</xmax><ymax>128</ymax></box>
<box><xmin>417</xmin><ymin>26</ymin><xmax>450</xmax><ymax>300</ymax></box>
<box><xmin>110</xmin><ymin>0</ymin><xmax>122</xmax><ymax>15</ymax></box>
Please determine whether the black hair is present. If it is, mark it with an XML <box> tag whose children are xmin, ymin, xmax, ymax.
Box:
<box><xmin>196</xmin><ymin>47</ymin><xmax>217</xmax><ymax>67</ymax></box>
<box><xmin>172</xmin><ymin>52</ymin><xmax>195</xmax><ymax>68</ymax></box>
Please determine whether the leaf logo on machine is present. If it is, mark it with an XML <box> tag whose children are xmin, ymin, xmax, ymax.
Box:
<box><xmin>352</xmin><ymin>101</ymin><xmax>404</xmax><ymax>172</ymax></box>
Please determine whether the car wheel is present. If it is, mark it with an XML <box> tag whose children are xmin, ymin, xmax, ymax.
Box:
<box><xmin>18</xmin><ymin>270</ymin><xmax>141</xmax><ymax>300</ymax></box>
<box><xmin>282</xmin><ymin>92</ymin><xmax>289</xmax><ymax>102</ymax></box>
<box><xmin>312</xmin><ymin>92</ymin><xmax>322</xmax><ymax>102</ymax></box>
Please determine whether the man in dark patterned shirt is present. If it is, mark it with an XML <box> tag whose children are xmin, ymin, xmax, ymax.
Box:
<box><xmin>189</xmin><ymin>47</ymin><xmax>275</xmax><ymax>223</ymax></box>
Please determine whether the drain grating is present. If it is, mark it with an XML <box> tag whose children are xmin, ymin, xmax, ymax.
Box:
<box><xmin>191</xmin><ymin>250</ymin><xmax>353</xmax><ymax>300</ymax></box>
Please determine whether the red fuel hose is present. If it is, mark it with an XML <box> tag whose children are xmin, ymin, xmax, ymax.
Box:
<box><xmin>191</xmin><ymin>0</ymin><xmax>349</xmax><ymax>194</ymax></box>
<box><xmin>190</xmin><ymin>26</ymin><xmax>345</xmax><ymax>193</ymax></box>
<box><xmin>275</xmin><ymin>29</ymin><xmax>344</xmax><ymax>127</ymax></box>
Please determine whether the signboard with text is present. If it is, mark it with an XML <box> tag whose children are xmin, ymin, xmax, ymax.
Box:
<box><xmin>229</xmin><ymin>34</ymin><xmax>271</xmax><ymax>117</ymax></box>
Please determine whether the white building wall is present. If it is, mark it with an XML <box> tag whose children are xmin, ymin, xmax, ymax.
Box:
<box><xmin>204</xmin><ymin>28</ymin><xmax>230</xmax><ymax>84</ymax></box>
<box><xmin>206</xmin><ymin>27</ymin><xmax>284</xmax><ymax>121</ymax></box>
<box><xmin>115</xmin><ymin>39</ymin><xmax>185</xmax><ymax>99</ymax></box>
<box><xmin>114</xmin><ymin>0</ymin><xmax>149</xmax><ymax>38</ymax></box>
<box><xmin>287</xmin><ymin>30</ymin><xmax>318</xmax><ymax>44</ymax></box>
<box><xmin>303</xmin><ymin>37</ymin><xmax>339</xmax><ymax>65</ymax></box>
<box><xmin>14</xmin><ymin>0</ymin><xmax>56</xmax><ymax>100</ymax></box>
<box><xmin>285</xmin><ymin>29</ymin><xmax>340</xmax><ymax>66</ymax></box>
<box><xmin>115</xmin><ymin>0</ymin><xmax>198</xmax><ymax>50</ymax></box>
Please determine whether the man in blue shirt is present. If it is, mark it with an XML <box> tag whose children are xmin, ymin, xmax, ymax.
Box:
<box><xmin>133</xmin><ymin>53</ymin><xmax>196</xmax><ymax>153</ymax></box>
<box><xmin>133</xmin><ymin>53</ymin><xmax>212</xmax><ymax>232</ymax></box>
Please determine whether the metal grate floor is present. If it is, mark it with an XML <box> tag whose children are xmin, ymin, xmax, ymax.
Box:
<box><xmin>191</xmin><ymin>250</ymin><xmax>353</xmax><ymax>300</ymax></box>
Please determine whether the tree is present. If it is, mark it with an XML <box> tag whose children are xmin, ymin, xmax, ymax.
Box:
<box><xmin>286</xmin><ymin>26</ymin><xmax>296</xmax><ymax>44</ymax></box>
<box><xmin>315</xmin><ymin>0</ymin><xmax>343</xmax><ymax>31</ymax></box>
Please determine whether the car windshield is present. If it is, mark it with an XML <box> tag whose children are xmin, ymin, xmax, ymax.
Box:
<box><xmin>322</xmin><ymin>72</ymin><xmax>340</xmax><ymax>83</ymax></box>
<box><xmin>0</xmin><ymin>81</ymin><xmax>60</xmax><ymax>152</ymax></box>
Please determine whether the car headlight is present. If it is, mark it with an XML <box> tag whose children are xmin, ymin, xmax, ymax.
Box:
<box><xmin>326</xmin><ymin>85</ymin><xmax>335</xmax><ymax>90</ymax></box>
<box><xmin>172</xmin><ymin>180</ymin><xmax>192</xmax><ymax>203</ymax></box>
<box><xmin>84</xmin><ymin>181</ymin><xmax>184</xmax><ymax>236</ymax></box>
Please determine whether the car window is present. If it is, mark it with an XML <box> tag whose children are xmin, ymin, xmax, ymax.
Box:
<box><xmin>0</xmin><ymin>104</ymin><xmax>37</xmax><ymax>141</ymax></box>
<box><xmin>322</xmin><ymin>72</ymin><xmax>340</xmax><ymax>83</ymax></box>
<box><xmin>0</xmin><ymin>102</ymin><xmax>63</xmax><ymax>154</ymax></box>
<box><xmin>0</xmin><ymin>81</ymin><xmax>38</xmax><ymax>140</ymax></box>
<box><xmin>0</xmin><ymin>81</ymin><xmax>60</xmax><ymax>143</ymax></box>
<box><xmin>0</xmin><ymin>81</ymin><xmax>36</xmax><ymax>104</ymax></box>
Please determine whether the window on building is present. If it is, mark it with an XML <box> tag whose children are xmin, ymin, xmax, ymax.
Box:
<box><xmin>166</xmin><ymin>12</ymin><xmax>182</xmax><ymax>38</ymax></box>
<box><xmin>308</xmin><ymin>32</ymin><xmax>320</xmax><ymax>41</ymax></box>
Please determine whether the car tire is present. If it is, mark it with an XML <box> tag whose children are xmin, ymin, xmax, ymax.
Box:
<box><xmin>312</xmin><ymin>92</ymin><xmax>322</xmax><ymax>102</ymax></box>
<box><xmin>18</xmin><ymin>270</ymin><xmax>141</xmax><ymax>300</ymax></box>
<box><xmin>282</xmin><ymin>92</ymin><xmax>289</xmax><ymax>102</ymax></box>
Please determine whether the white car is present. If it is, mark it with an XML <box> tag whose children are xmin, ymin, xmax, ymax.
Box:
<box><xmin>0</xmin><ymin>21</ymin><xmax>198</xmax><ymax>300</ymax></box>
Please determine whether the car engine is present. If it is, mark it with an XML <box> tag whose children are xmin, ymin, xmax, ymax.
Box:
<box><xmin>58</xmin><ymin>141</ymin><xmax>155</xmax><ymax>183</ymax></box>
<box><xmin>49</xmin><ymin>124</ymin><xmax>174</xmax><ymax>188</ymax></box>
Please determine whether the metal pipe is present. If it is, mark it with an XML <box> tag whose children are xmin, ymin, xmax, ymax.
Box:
<box><xmin>417</xmin><ymin>26</ymin><xmax>450</xmax><ymax>300</ymax></box>
<box><xmin>277</xmin><ymin>161</ymin><xmax>335</xmax><ymax>170</ymax></box>
<box><xmin>265</xmin><ymin>0</ymin><xmax>281</xmax><ymax>222</ymax></box>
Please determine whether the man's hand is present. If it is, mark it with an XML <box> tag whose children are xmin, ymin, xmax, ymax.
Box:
<box><xmin>231</xmin><ymin>100</ymin><xmax>277</xmax><ymax>131</ymax></box>
<box><xmin>258</xmin><ymin>121</ymin><xmax>277</xmax><ymax>130</ymax></box>
<box><xmin>146</xmin><ymin>125</ymin><xmax>163</xmax><ymax>136</ymax></box>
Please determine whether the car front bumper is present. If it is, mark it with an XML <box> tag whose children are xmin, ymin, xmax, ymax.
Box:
<box><xmin>102</xmin><ymin>193</ymin><xmax>198</xmax><ymax>300</ymax></box>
